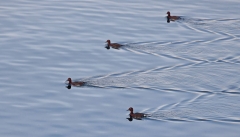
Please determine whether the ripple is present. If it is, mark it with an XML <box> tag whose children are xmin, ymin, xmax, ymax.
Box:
<box><xmin>70</xmin><ymin>62</ymin><xmax>240</xmax><ymax>96</ymax></box>
<box><xmin>143</xmin><ymin>94</ymin><xmax>240</xmax><ymax>124</ymax></box>
<box><xmin>108</xmin><ymin>37</ymin><xmax>240</xmax><ymax>65</ymax></box>
<box><xmin>1</xmin><ymin>0</ymin><xmax>240</xmax><ymax>136</ymax></box>
<box><xmin>178</xmin><ymin>18</ymin><xmax>240</xmax><ymax>37</ymax></box>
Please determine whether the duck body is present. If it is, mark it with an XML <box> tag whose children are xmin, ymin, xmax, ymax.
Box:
<box><xmin>66</xmin><ymin>78</ymin><xmax>85</xmax><ymax>86</ymax></box>
<box><xmin>166</xmin><ymin>11</ymin><xmax>180</xmax><ymax>21</ymax></box>
<box><xmin>106</xmin><ymin>40</ymin><xmax>122</xmax><ymax>49</ymax></box>
<box><xmin>127</xmin><ymin>107</ymin><xmax>146</xmax><ymax>120</ymax></box>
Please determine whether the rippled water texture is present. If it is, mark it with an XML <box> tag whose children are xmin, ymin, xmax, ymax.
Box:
<box><xmin>0</xmin><ymin>0</ymin><xmax>240</xmax><ymax>137</ymax></box>
<box><xmin>145</xmin><ymin>94</ymin><xmax>240</xmax><ymax>123</ymax></box>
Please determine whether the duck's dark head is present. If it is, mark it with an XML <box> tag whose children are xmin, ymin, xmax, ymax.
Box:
<box><xmin>166</xmin><ymin>11</ymin><xmax>170</xmax><ymax>16</ymax></box>
<box><xmin>105</xmin><ymin>40</ymin><xmax>111</xmax><ymax>49</ymax></box>
<box><xmin>106</xmin><ymin>40</ymin><xmax>111</xmax><ymax>44</ymax></box>
<box><xmin>66</xmin><ymin>78</ymin><xmax>72</xmax><ymax>84</ymax></box>
<box><xmin>127</xmin><ymin>107</ymin><xmax>134</xmax><ymax>113</ymax></box>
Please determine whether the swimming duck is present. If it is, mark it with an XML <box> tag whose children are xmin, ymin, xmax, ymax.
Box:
<box><xmin>127</xmin><ymin>107</ymin><xmax>146</xmax><ymax>120</ymax></box>
<box><xmin>105</xmin><ymin>40</ymin><xmax>122</xmax><ymax>49</ymax></box>
<box><xmin>66</xmin><ymin>78</ymin><xmax>85</xmax><ymax>86</ymax></box>
<box><xmin>166</xmin><ymin>11</ymin><xmax>180</xmax><ymax>21</ymax></box>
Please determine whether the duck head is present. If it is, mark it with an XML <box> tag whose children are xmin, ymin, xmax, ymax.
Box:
<box><xmin>105</xmin><ymin>40</ymin><xmax>111</xmax><ymax>49</ymax></box>
<box><xmin>127</xmin><ymin>107</ymin><xmax>134</xmax><ymax>113</ymax></box>
<box><xmin>106</xmin><ymin>40</ymin><xmax>111</xmax><ymax>44</ymax></box>
<box><xmin>166</xmin><ymin>11</ymin><xmax>170</xmax><ymax>15</ymax></box>
<box><xmin>66</xmin><ymin>78</ymin><xmax>72</xmax><ymax>84</ymax></box>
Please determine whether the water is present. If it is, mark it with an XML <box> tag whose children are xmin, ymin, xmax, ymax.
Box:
<box><xmin>0</xmin><ymin>0</ymin><xmax>240</xmax><ymax>137</ymax></box>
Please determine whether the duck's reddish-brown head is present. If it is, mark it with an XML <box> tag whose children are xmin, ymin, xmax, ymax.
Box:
<box><xmin>105</xmin><ymin>40</ymin><xmax>111</xmax><ymax>49</ymax></box>
<box><xmin>66</xmin><ymin>78</ymin><xmax>72</xmax><ymax>84</ymax></box>
<box><xmin>127</xmin><ymin>107</ymin><xmax>133</xmax><ymax>112</ymax></box>
<box><xmin>106</xmin><ymin>40</ymin><xmax>111</xmax><ymax>44</ymax></box>
<box><xmin>166</xmin><ymin>11</ymin><xmax>170</xmax><ymax>15</ymax></box>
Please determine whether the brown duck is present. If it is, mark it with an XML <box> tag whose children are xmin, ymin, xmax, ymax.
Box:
<box><xmin>66</xmin><ymin>78</ymin><xmax>85</xmax><ymax>86</ymax></box>
<box><xmin>105</xmin><ymin>40</ymin><xmax>122</xmax><ymax>49</ymax></box>
<box><xmin>127</xmin><ymin>107</ymin><xmax>146</xmax><ymax>120</ymax></box>
<box><xmin>166</xmin><ymin>11</ymin><xmax>180</xmax><ymax>21</ymax></box>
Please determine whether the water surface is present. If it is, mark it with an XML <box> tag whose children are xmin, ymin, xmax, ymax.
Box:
<box><xmin>0</xmin><ymin>0</ymin><xmax>240</xmax><ymax>137</ymax></box>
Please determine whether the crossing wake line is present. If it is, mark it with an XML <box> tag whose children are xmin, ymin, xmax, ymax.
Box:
<box><xmin>143</xmin><ymin>94</ymin><xmax>240</xmax><ymax>124</ymax></box>
<box><xmin>70</xmin><ymin>62</ymin><xmax>240</xmax><ymax>96</ymax></box>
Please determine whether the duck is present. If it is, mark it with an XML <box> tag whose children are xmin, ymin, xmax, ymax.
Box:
<box><xmin>127</xmin><ymin>107</ymin><xmax>146</xmax><ymax>120</ymax></box>
<box><xmin>166</xmin><ymin>11</ymin><xmax>180</xmax><ymax>21</ymax></box>
<box><xmin>105</xmin><ymin>40</ymin><xmax>122</xmax><ymax>50</ymax></box>
<box><xmin>66</xmin><ymin>78</ymin><xmax>85</xmax><ymax>86</ymax></box>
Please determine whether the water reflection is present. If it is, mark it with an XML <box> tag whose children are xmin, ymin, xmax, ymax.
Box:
<box><xmin>126</xmin><ymin>116</ymin><xmax>133</xmax><ymax>122</ymax></box>
<box><xmin>167</xmin><ymin>17</ymin><xmax>170</xmax><ymax>23</ymax></box>
<box><xmin>66</xmin><ymin>84</ymin><xmax>71</xmax><ymax>89</ymax></box>
<box><xmin>105</xmin><ymin>45</ymin><xmax>110</xmax><ymax>50</ymax></box>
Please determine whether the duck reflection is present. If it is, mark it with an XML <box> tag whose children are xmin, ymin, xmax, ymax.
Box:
<box><xmin>105</xmin><ymin>40</ymin><xmax>122</xmax><ymax>50</ymax></box>
<box><xmin>167</xmin><ymin>17</ymin><xmax>170</xmax><ymax>23</ymax></box>
<box><xmin>126</xmin><ymin>116</ymin><xmax>133</xmax><ymax>121</ymax></box>
<box><xmin>66</xmin><ymin>84</ymin><xmax>71</xmax><ymax>89</ymax></box>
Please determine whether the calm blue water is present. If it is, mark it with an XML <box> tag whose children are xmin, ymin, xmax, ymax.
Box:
<box><xmin>0</xmin><ymin>0</ymin><xmax>240</xmax><ymax>136</ymax></box>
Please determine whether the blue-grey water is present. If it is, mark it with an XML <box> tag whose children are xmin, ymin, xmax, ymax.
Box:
<box><xmin>0</xmin><ymin>0</ymin><xmax>240</xmax><ymax>137</ymax></box>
